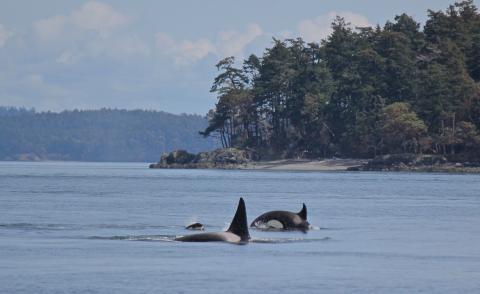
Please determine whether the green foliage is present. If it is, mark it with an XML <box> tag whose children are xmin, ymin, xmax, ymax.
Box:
<box><xmin>381</xmin><ymin>102</ymin><xmax>428</xmax><ymax>153</ymax></box>
<box><xmin>202</xmin><ymin>1</ymin><xmax>480</xmax><ymax>159</ymax></box>
<box><xmin>0</xmin><ymin>107</ymin><xmax>217</xmax><ymax>162</ymax></box>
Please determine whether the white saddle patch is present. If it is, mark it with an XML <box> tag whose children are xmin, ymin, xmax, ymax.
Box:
<box><xmin>266</xmin><ymin>219</ymin><xmax>284</xmax><ymax>229</ymax></box>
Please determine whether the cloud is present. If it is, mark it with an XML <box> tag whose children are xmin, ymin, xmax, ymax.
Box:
<box><xmin>34</xmin><ymin>1</ymin><xmax>128</xmax><ymax>41</ymax></box>
<box><xmin>155</xmin><ymin>23</ymin><xmax>263</xmax><ymax>66</ymax></box>
<box><xmin>0</xmin><ymin>24</ymin><xmax>13</xmax><ymax>47</ymax></box>
<box><xmin>71</xmin><ymin>1</ymin><xmax>128</xmax><ymax>36</ymax></box>
<box><xmin>155</xmin><ymin>32</ymin><xmax>216</xmax><ymax>65</ymax></box>
<box><xmin>298</xmin><ymin>11</ymin><xmax>372</xmax><ymax>43</ymax></box>
<box><xmin>31</xmin><ymin>1</ymin><xmax>147</xmax><ymax>63</ymax></box>
<box><xmin>33</xmin><ymin>15</ymin><xmax>66</xmax><ymax>41</ymax></box>
<box><xmin>177</xmin><ymin>39</ymin><xmax>216</xmax><ymax>65</ymax></box>
<box><xmin>6</xmin><ymin>4</ymin><xmax>374</xmax><ymax>114</ymax></box>
<box><xmin>217</xmin><ymin>23</ymin><xmax>263</xmax><ymax>58</ymax></box>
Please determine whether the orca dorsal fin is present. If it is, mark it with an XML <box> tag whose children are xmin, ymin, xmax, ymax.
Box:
<box><xmin>298</xmin><ymin>203</ymin><xmax>307</xmax><ymax>220</ymax></box>
<box><xmin>227</xmin><ymin>197</ymin><xmax>250</xmax><ymax>242</ymax></box>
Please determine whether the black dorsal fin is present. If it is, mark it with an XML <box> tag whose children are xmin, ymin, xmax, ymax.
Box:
<box><xmin>298</xmin><ymin>203</ymin><xmax>307</xmax><ymax>220</ymax></box>
<box><xmin>227</xmin><ymin>197</ymin><xmax>250</xmax><ymax>241</ymax></box>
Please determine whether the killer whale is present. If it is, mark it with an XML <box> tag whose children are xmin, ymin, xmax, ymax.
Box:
<box><xmin>185</xmin><ymin>222</ymin><xmax>204</xmax><ymax>230</ymax></box>
<box><xmin>175</xmin><ymin>198</ymin><xmax>250</xmax><ymax>244</ymax></box>
<box><xmin>250</xmin><ymin>203</ymin><xmax>310</xmax><ymax>231</ymax></box>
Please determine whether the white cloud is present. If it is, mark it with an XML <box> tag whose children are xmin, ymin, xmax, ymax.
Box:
<box><xmin>155</xmin><ymin>32</ymin><xmax>216</xmax><ymax>65</ymax></box>
<box><xmin>177</xmin><ymin>39</ymin><xmax>216</xmax><ymax>65</ymax></box>
<box><xmin>298</xmin><ymin>11</ymin><xmax>372</xmax><ymax>43</ymax></box>
<box><xmin>34</xmin><ymin>2</ymin><xmax>127</xmax><ymax>40</ymax></box>
<box><xmin>31</xmin><ymin>1</ymin><xmax>147</xmax><ymax>64</ymax></box>
<box><xmin>71</xmin><ymin>1</ymin><xmax>128</xmax><ymax>36</ymax></box>
<box><xmin>217</xmin><ymin>23</ymin><xmax>263</xmax><ymax>58</ymax></box>
<box><xmin>155</xmin><ymin>23</ymin><xmax>263</xmax><ymax>66</ymax></box>
<box><xmin>0</xmin><ymin>24</ymin><xmax>13</xmax><ymax>47</ymax></box>
<box><xmin>33</xmin><ymin>15</ymin><xmax>66</xmax><ymax>41</ymax></box>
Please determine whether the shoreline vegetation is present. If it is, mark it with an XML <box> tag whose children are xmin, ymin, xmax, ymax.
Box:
<box><xmin>149</xmin><ymin>149</ymin><xmax>480</xmax><ymax>173</ymax></box>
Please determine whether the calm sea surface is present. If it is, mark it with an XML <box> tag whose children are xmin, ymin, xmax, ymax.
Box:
<box><xmin>0</xmin><ymin>161</ymin><xmax>479</xmax><ymax>293</ymax></box>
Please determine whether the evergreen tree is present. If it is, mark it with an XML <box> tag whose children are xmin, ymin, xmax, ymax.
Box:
<box><xmin>201</xmin><ymin>1</ymin><xmax>480</xmax><ymax>160</ymax></box>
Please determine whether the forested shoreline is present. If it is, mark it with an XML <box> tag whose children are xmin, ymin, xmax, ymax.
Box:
<box><xmin>202</xmin><ymin>1</ymin><xmax>480</xmax><ymax>162</ymax></box>
<box><xmin>0</xmin><ymin>107</ymin><xmax>217</xmax><ymax>162</ymax></box>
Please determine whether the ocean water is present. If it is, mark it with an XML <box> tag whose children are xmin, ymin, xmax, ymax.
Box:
<box><xmin>0</xmin><ymin>161</ymin><xmax>479</xmax><ymax>293</ymax></box>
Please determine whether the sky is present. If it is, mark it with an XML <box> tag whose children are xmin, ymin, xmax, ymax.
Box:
<box><xmin>0</xmin><ymin>0</ymin><xmax>477</xmax><ymax>115</ymax></box>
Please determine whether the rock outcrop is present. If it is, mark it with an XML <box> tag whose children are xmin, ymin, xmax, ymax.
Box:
<box><xmin>349</xmin><ymin>153</ymin><xmax>480</xmax><ymax>172</ymax></box>
<box><xmin>149</xmin><ymin>148</ymin><xmax>259</xmax><ymax>169</ymax></box>
<box><xmin>363</xmin><ymin>154</ymin><xmax>447</xmax><ymax>171</ymax></box>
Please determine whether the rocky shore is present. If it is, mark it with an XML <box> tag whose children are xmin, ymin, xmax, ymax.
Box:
<box><xmin>150</xmin><ymin>149</ymin><xmax>480</xmax><ymax>173</ymax></box>
<box><xmin>348</xmin><ymin>153</ymin><xmax>480</xmax><ymax>173</ymax></box>
<box><xmin>149</xmin><ymin>148</ymin><xmax>258</xmax><ymax>169</ymax></box>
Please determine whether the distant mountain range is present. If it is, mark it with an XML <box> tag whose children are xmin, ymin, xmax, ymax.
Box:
<box><xmin>0</xmin><ymin>107</ymin><xmax>218</xmax><ymax>162</ymax></box>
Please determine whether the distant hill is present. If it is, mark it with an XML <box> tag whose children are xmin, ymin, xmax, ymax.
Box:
<box><xmin>0</xmin><ymin>107</ymin><xmax>218</xmax><ymax>162</ymax></box>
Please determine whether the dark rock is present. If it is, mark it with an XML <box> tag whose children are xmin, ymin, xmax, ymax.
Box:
<box><xmin>363</xmin><ymin>154</ymin><xmax>414</xmax><ymax>170</ymax></box>
<box><xmin>207</xmin><ymin>148</ymin><xmax>258</xmax><ymax>165</ymax></box>
<box><xmin>193</xmin><ymin>151</ymin><xmax>211</xmax><ymax>164</ymax></box>
<box><xmin>463</xmin><ymin>162</ymin><xmax>480</xmax><ymax>167</ymax></box>
<box><xmin>370</xmin><ymin>153</ymin><xmax>416</xmax><ymax>167</ymax></box>
<box><xmin>161</xmin><ymin>150</ymin><xmax>196</xmax><ymax>165</ymax></box>
<box><xmin>360</xmin><ymin>154</ymin><xmax>449</xmax><ymax>171</ymax></box>
<box><xmin>150</xmin><ymin>148</ymin><xmax>258</xmax><ymax>169</ymax></box>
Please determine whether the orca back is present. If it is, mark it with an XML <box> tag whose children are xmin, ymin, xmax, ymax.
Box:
<box><xmin>298</xmin><ymin>203</ymin><xmax>307</xmax><ymax>220</ymax></box>
<box><xmin>227</xmin><ymin>197</ymin><xmax>250</xmax><ymax>241</ymax></box>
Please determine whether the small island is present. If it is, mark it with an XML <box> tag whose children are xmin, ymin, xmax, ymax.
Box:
<box><xmin>152</xmin><ymin>1</ymin><xmax>480</xmax><ymax>173</ymax></box>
